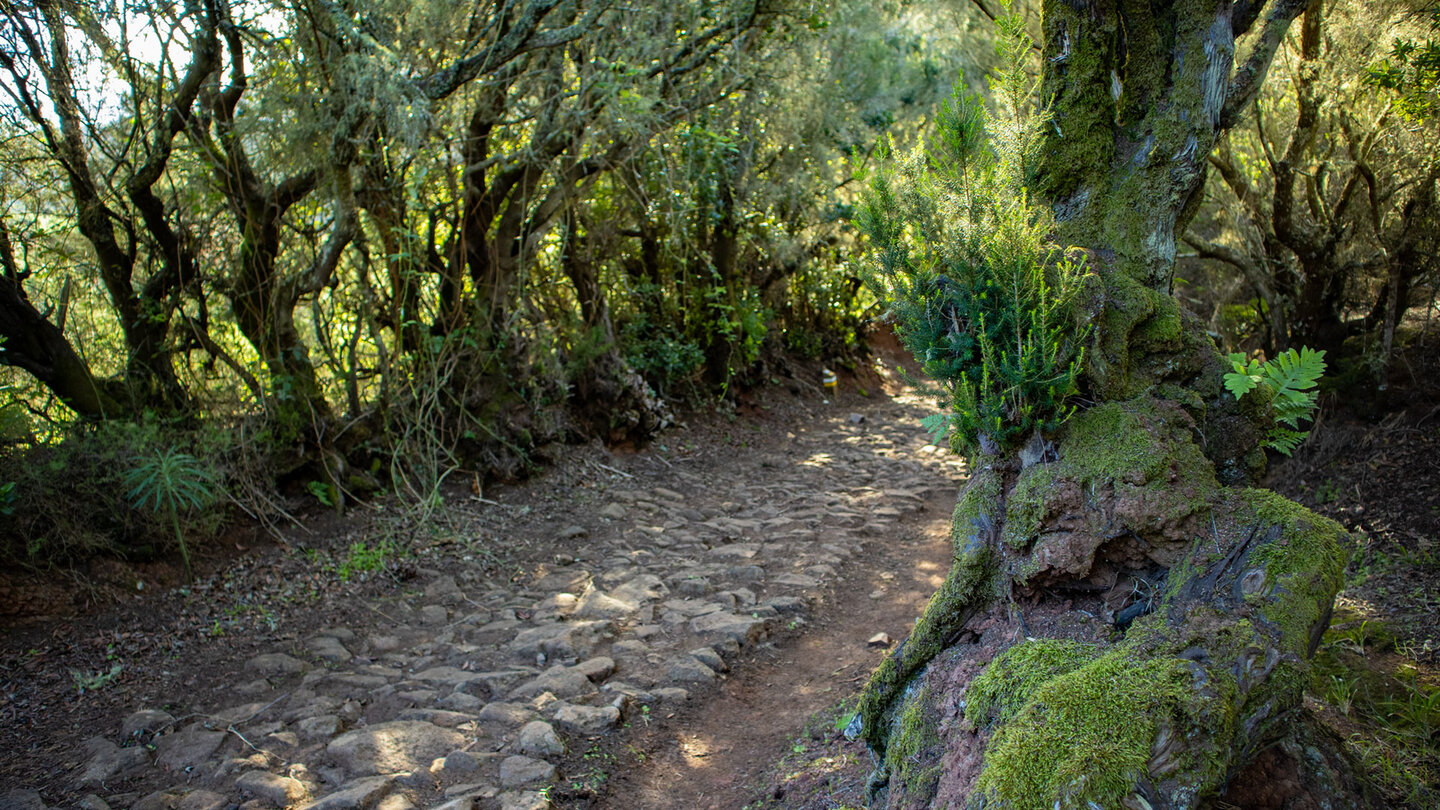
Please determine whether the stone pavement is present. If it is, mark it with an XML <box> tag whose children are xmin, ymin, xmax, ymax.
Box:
<box><xmin>12</xmin><ymin>400</ymin><xmax>963</xmax><ymax>810</ymax></box>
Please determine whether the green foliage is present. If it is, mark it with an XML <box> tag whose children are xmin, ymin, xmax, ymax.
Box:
<box><xmin>858</xmin><ymin>19</ymin><xmax>1090</xmax><ymax>454</ymax></box>
<box><xmin>620</xmin><ymin>313</ymin><xmax>707</xmax><ymax>397</ymax></box>
<box><xmin>1312</xmin><ymin>610</ymin><xmax>1440</xmax><ymax>807</ymax></box>
<box><xmin>306</xmin><ymin>480</ymin><xmax>336</xmax><ymax>507</ymax></box>
<box><xmin>1225</xmin><ymin>347</ymin><xmax>1327</xmax><ymax>455</ymax></box>
<box><xmin>0</xmin><ymin>372</ymin><xmax>18</xmax><ymax>517</ymax></box>
<box><xmin>71</xmin><ymin>663</ymin><xmax>123</xmax><ymax>695</ymax></box>
<box><xmin>1367</xmin><ymin>8</ymin><xmax>1440</xmax><ymax>121</ymax></box>
<box><xmin>0</xmin><ymin>419</ymin><xmax>233</xmax><ymax>565</ymax></box>
<box><xmin>0</xmin><ymin>0</ymin><xmax>1001</xmax><ymax>568</ymax></box>
<box><xmin>124</xmin><ymin>447</ymin><xmax>220</xmax><ymax>577</ymax></box>
<box><xmin>338</xmin><ymin>540</ymin><xmax>394</xmax><ymax>582</ymax></box>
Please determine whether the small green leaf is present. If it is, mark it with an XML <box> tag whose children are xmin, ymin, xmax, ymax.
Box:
<box><xmin>1223</xmin><ymin>371</ymin><xmax>1260</xmax><ymax>400</ymax></box>
<box><xmin>920</xmin><ymin>413</ymin><xmax>952</xmax><ymax>445</ymax></box>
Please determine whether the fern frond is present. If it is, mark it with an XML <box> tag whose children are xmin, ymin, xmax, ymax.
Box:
<box><xmin>1224</xmin><ymin>347</ymin><xmax>1326</xmax><ymax>455</ymax></box>
<box><xmin>1224</xmin><ymin>371</ymin><xmax>1261</xmax><ymax>400</ymax></box>
<box><xmin>1265</xmin><ymin>427</ymin><xmax>1309</xmax><ymax>456</ymax></box>
<box><xmin>1262</xmin><ymin>347</ymin><xmax>1326</xmax><ymax>399</ymax></box>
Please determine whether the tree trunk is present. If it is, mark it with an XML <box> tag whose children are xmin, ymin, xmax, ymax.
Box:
<box><xmin>0</xmin><ymin>273</ymin><xmax>129</xmax><ymax>419</ymax></box>
<box><xmin>855</xmin><ymin>3</ymin><xmax>1356</xmax><ymax>809</ymax></box>
<box><xmin>561</xmin><ymin>213</ymin><xmax>670</xmax><ymax>443</ymax></box>
<box><xmin>228</xmin><ymin>196</ymin><xmax>331</xmax><ymax>426</ymax></box>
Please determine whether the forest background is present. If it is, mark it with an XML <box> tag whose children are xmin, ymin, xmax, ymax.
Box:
<box><xmin>0</xmin><ymin>0</ymin><xmax>1435</xmax><ymax>579</ymax></box>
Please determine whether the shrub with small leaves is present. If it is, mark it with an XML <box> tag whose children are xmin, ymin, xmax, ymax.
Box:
<box><xmin>858</xmin><ymin>15</ymin><xmax>1090</xmax><ymax>455</ymax></box>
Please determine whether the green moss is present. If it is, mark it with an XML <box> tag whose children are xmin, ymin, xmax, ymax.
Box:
<box><xmin>857</xmin><ymin>542</ymin><xmax>994</xmax><ymax>749</ymax></box>
<box><xmin>964</xmin><ymin>639</ymin><xmax>1103</xmax><ymax>728</ymax></box>
<box><xmin>1237</xmin><ymin>489</ymin><xmax>1350</xmax><ymax>655</ymax></box>
<box><xmin>1038</xmin><ymin>2</ymin><xmax>1119</xmax><ymax>226</ymax></box>
<box><xmin>952</xmin><ymin>462</ymin><xmax>1003</xmax><ymax>552</ymax></box>
<box><xmin>1056</xmin><ymin>399</ymin><xmax>1215</xmax><ymax>514</ymax></box>
<box><xmin>1155</xmin><ymin>382</ymin><xmax>1205</xmax><ymax>413</ymax></box>
<box><xmin>1059</xmin><ymin>400</ymin><xmax>1170</xmax><ymax>482</ymax></box>
<box><xmin>1132</xmin><ymin>295</ymin><xmax>1185</xmax><ymax>351</ymax></box>
<box><xmin>886</xmin><ymin>684</ymin><xmax>943</xmax><ymax>799</ymax></box>
<box><xmin>973</xmin><ymin>651</ymin><xmax>1199</xmax><ymax>810</ymax></box>
<box><xmin>1090</xmin><ymin>272</ymin><xmax>1161</xmax><ymax>400</ymax></box>
<box><xmin>1001</xmin><ymin>464</ymin><xmax>1055</xmax><ymax>550</ymax></box>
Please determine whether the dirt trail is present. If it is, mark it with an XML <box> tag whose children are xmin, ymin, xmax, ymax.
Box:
<box><xmin>1</xmin><ymin>349</ymin><xmax>965</xmax><ymax>810</ymax></box>
<box><xmin>595</xmin><ymin>491</ymin><xmax>953</xmax><ymax>810</ymax></box>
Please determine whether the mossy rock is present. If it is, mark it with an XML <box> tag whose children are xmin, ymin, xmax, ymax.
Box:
<box><xmin>858</xmin><ymin>393</ymin><xmax>1350</xmax><ymax>810</ymax></box>
<box><xmin>1002</xmin><ymin>397</ymin><xmax>1218</xmax><ymax>587</ymax></box>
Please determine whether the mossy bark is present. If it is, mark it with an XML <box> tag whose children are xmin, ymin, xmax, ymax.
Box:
<box><xmin>860</xmin><ymin>376</ymin><xmax>1351</xmax><ymax>809</ymax></box>
<box><xmin>857</xmin><ymin>3</ymin><xmax>1352</xmax><ymax>808</ymax></box>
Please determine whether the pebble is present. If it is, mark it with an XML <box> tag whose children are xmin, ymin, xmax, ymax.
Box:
<box><xmin>297</xmin><ymin>715</ymin><xmax>341</xmax><ymax>740</ymax></box>
<box><xmin>687</xmin><ymin>647</ymin><xmax>727</xmax><ymax>672</ymax></box>
<box><xmin>688</xmin><ymin>612</ymin><xmax>768</xmax><ymax>645</ymax></box>
<box><xmin>121</xmin><ymin>710</ymin><xmax>175</xmax><ymax>738</ymax></box>
<box><xmin>326</xmin><ymin>721</ymin><xmax>464</xmax><ymax>776</ymax></box>
<box><xmin>307</xmin><ymin>636</ymin><xmax>352</xmax><ymax>664</ymax></box>
<box><xmin>175</xmin><ymin>791</ymin><xmax>226</xmax><ymax>810</ymax></box>
<box><xmin>73</xmin><ymin>738</ymin><xmax>148</xmax><ymax>788</ymax></box>
<box><xmin>244</xmin><ymin>653</ymin><xmax>305</xmax><ymax>676</ymax></box>
<box><xmin>235</xmin><ymin>771</ymin><xmax>308</xmax><ymax>806</ymax></box>
<box><xmin>296</xmin><ymin>775</ymin><xmax>393</xmax><ymax>810</ymax></box>
<box><xmin>0</xmin><ymin>791</ymin><xmax>46</xmax><ymax>810</ymax></box>
<box><xmin>440</xmin><ymin>750</ymin><xmax>480</xmax><ymax>776</ymax></box>
<box><xmin>508</xmin><ymin>666</ymin><xmax>597</xmax><ymax>700</ymax></box>
<box><xmin>154</xmin><ymin>727</ymin><xmax>226</xmax><ymax>771</ymax></box>
<box><xmin>425</xmin><ymin>576</ymin><xmax>464</xmax><ymax>604</ymax></box>
<box><xmin>668</xmin><ymin>658</ymin><xmax>716</xmax><ymax>683</ymax></box>
<box><xmin>437</xmin><ymin>692</ymin><xmax>484</xmax><ymax>712</ymax></box>
<box><xmin>476</xmin><ymin>703</ymin><xmax>535</xmax><ymax>727</ymax></box>
<box><xmin>497</xmin><ymin>791</ymin><xmax>550</xmax><ymax>810</ymax></box>
<box><xmin>574</xmin><ymin>656</ymin><xmax>616</xmax><ymax>682</ymax></box>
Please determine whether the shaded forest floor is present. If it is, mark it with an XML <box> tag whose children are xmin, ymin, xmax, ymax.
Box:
<box><xmin>1</xmin><ymin>338</ymin><xmax>1437</xmax><ymax>810</ymax></box>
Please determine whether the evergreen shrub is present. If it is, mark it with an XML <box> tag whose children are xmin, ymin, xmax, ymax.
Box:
<box><xmin>858</xmin><ymin>18</ymin><xmax>1091</xmax><ymax>454</ymax></box>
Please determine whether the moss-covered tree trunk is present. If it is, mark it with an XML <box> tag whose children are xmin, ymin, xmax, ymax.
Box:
<box><xmin>855</xmin><ymin>3</ymin><xmax>1362</xmax><ymax>808</ymax></box>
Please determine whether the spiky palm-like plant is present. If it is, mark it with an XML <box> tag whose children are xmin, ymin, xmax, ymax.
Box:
<box><xmin>123</xmin><ymin>447</ymin><xmax>218</xmax><ymax>577</ymax></box>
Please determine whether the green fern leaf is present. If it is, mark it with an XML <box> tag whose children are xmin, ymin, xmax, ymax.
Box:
<box><xmin>1261</xmin><ymin>348</ymin><xmax>1326</xmax><ymax>398</ymax></box>
<box><xmin>920</xmin><ymin>413</ymin><xmax>952</xmax><ymax>445</ymax></box>
<box><xmin>1222</xmin><ymin>347</ymin><xmax>1326</xmax><ymax>454</ymax></box>
<box><xmin>1264</xmin><ymin>427</ymin><xmax>1309</xmax><ymax>456</ymax></box>
<box><xmin>1224</xmin><ymin>371</ymin><xmax>1261</xmax><ymax>400</ymax></box>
